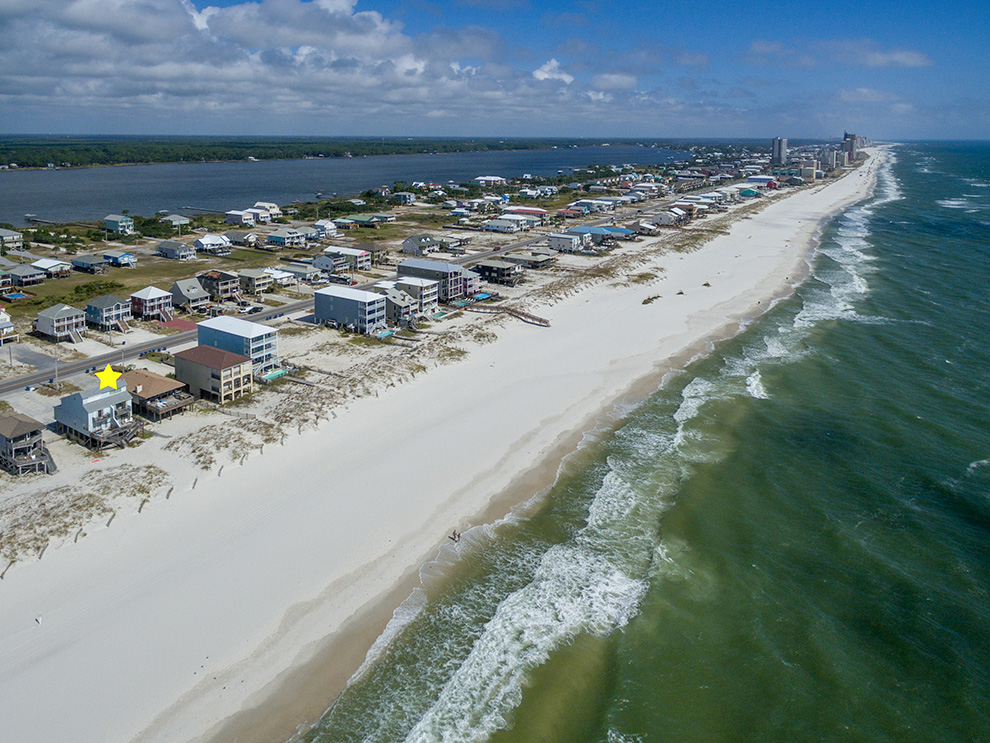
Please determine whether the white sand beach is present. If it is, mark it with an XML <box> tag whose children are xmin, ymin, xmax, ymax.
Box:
<box><xmin>0</xmin><ymin>152</ymin><xmax>884</xmax><ymax>743</ymax></box>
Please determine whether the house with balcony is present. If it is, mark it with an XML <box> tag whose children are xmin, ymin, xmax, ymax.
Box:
<box><xmin>473</xmin><ymin>259</ymin><xmax>523</xmax><ymax>286</ymax></box>
<box><xmin>157</xmin><ymin>240</ymin><xmax>196</xmax><ymax>260</ymax></box>
<box><xmin>237</xmin><ymin>268</ymin><xmax>273</xmax><ymax>294</ymax></box>
<box><xmin>322</xmin><ymin>246</ymin><xmax>371</xmax><ymax>271</ymax></box>
<box><xmin>314</xmin><ymin>286</ymin><xmax>387</xmax><ymax>334</ymax></box>
<box><xmin>32</xmin><ymin>258</ymin><xmax>72</xmax><ymax>278</ymax></box>
<box><xmin>397</xmin><ymin>258</ymin><xmax>471</xmax><ymax>302</ymax></box>
<box><xmin>313</xmin><ymin>219</ymin><xmax>338</xmax><ymax>239</ymax></box>
<box><xmin>103</xmin><ymin>249</ymin><xmax>137</xmax><ymax>267</ymax></box>
<box><xmin>54</xmin><ymin>380</ymin><xmax>143</xmax><ymax>450</ymax></box>
<box><xmin>253</xmin><ymin>201</ymin><xmax>282</xmax><ymax>219</ymax></box>
<box><xmin>159</xmin><ymin>214</ymin><xmax>190</xmax><ymax>230</ymax></box>
<box><xmin>130</xmin><ymin>286</ymin><xmax>173</xmax><ymax>321</ymax></box>
<box><xmin>104</xmin><ymin>214</ymin><xmax>135</xmax><ymax>235</ymax></box>
<box><xmin>174</xmin><ymin>345</ymin><xmax>254</xmax><ymax>404</ymax></box>
<box><xmin>267</xmin><ymin>228</ymin><xmax>305</xmax><ymax>248</ymax></box>
<box><xmin>86</xmin><ymin>294</ymin><xmax>131</xmax><ymax>332</ymax></box>
<box><xmin>225</xmin><ymin>230</ymin><xmax>257</xmax><ymax>247</ymax></box>
<box><xmin>7</xmin><ymin>263</ymin><xmax>45</xmax><ymax>287</ymax></box>
<box><xmin>369</xmin><ymin>284</ymin><xmax>417</xmax><ymax>326</ymax></box>
<box><xmin>197</xmin><ymin>270</ymin><xmax>240</xmax><ymax>301</ymax></box>
<box><xmin>34</xmin><ymin>303</ymin><xmax>85</xmax><ymax>342</ymax></box>
<box><xmin>0</xmin><ymin>308</ymin><xmax>17</xmax><ymax>345</ymax></box>
<box><xmin>194</xmin><ymin>234</ymin><xmax>232</xmax><ymax>255</ymax></box>
<box><xmin>0</xmin><ymin>411</ymin><xmax>56</xmax><ymax>475</ymax></box>
<box><xmin>121</xmin><ymin>369</ymin><xmax>193</xmax><ymax>421</ymax></box>
<box><xmin>225</xmin><ymin>210</ymin><xmax>256</xmax><ymax>226</ymax></box>
<box><xmin>401</xmin><ymin>234</ymin><xmax>444</xmax><ymax>256</ymax></box>
<box><xmin>197</xmin><ymin>315</ymin><xmax>278</xmax><ymax>374</ymax></box>
<box><xmin>72</xmin><ymin>254</ymin><xmax>109</xmax><ymax>274</ymax></box>
<box><xmin>0</xmin><ymin>228</ymin><xmax>24</xmax><ymax>250</ymax></box>
<box><xmin>244</xmin><ymin>207</ymin><xmax>271</xmax><ymax>224</ymax></box>
<box><xmin>395</xmin><ymin>277</ymin><xmax>440</xmax><ymax>318</ymax></box>
<box><xmin>170</xmin><ymin>278</ymin><xmax>210</xmax><ymax>313</ymax></box>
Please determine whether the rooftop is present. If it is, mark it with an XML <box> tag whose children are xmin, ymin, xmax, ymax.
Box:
<box><xmin>175</xmin><ymin>345</ymin><xmax>251</xmax><ymax>369</ymax></box>
<box><xmin>199</xmin><ymin>315</ymin><xmax>275</xmax><ymax>338</ymax></box>
<box><xmin>0</xmin><ymin>411</ymin><xmax>43</xmax><ymax>439</ymax></box>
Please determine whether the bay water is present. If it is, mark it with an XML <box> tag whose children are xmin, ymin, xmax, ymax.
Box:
<box><xmin>298</xmin><ymin>143</ymin><xmax>990</xmax><ymax>743</ymax></box>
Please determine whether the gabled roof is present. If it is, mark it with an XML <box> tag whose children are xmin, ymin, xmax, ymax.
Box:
<box><xmin>104</xmin><ymin>214</ymin><xmax>130</xmax><ymax>221</ymax></box>
<box><xmin>37</xmin><ymin>302</ymin><xmax>84</xmax><ymax>320</ymax></box>
<box><xmin>0</xmin><ymin>411</ymin><xmax>43</xmax><ymax>439</ymax></box>
<box><xmin>87</xmin><ymin>294</ymin><xmax>128</xmax><ymax>310</ymax></box>
<box><xmin>175</xmin><ymin>345</ymin><xmax>251</xmax><ymax>369</ymax></box>
<box><xmin>32</xmin><ymin>258</ymin><xmax>70</xmax><ymax>271</ymax></box>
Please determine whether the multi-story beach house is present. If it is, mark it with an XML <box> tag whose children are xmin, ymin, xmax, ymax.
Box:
<box><xmin>546</xmin><ymin>233</ymin><xmax>584</xmax><ymax>253</ymax></box>
<box><xmin>102</xmin><ymin>250</ymin><xmax>137</xmax><ymax>267</ymax></box>
<box><xmin>369</xmin><ymin>285</ymin><xmax>416</xmax><ymax>326</ymax></box>
<box><xmin>34</xmin><ymin>303</ymin><xmax>85</xmax><ymax>342</ymax></box>
<box><xmin>0</xmin><ymin>227</ymin><xmax>24</xmax><ymax>250</ymax></box>
<box><xmin>267</xmin><ymin>228</ymin><xmax>305</xmax><ymax>248</ymax></box>
<box><xmin>197</xmin><ymin>270</ymin><xmax>240</xmax><ymax>301</ymax></box>
<box><xmin>397</xmin><ymin>258</ymin><xmax>475</xmax><ymax>303</ymax></box>
<box><xmin>85</xmin><ymin>295</ymin><xmax>131</xmax><ymax>332</ymax></box>
<box><xmin>0</xmin><ymin>308</ymin><xmax>18</xmax><ymax>345</ymax></box>
<box><xmin>0</xmin><ymin>410</ymin><xmax>56</xmax><ymax>476</ymax></box>
<box><xmin>130</xmin><ymin>286</ymin><xmax>173</xmax><ymax>321</ymax></box>
<box><xmin>401</xmin><ymin>234</ymin><xmax>444</xmax><ymax>256</ymax></box>
<box><xmin>473</xmin><ymin>259</ymin><xmax>523</xmax><ymax>285</ymax></box>
<box><xmin>174</xmin><ymin>345</ymin><xmax>254</xmax><ymax>404</ymax></box>
<box><xmin>157</xmin><ymin>240</ymin><xmax>196</xmax><ymax>260</ymax></box>
<box><xmin>103</xmin><ymin>214</ymin><xmax>135</xmax><ymax>235</ymax></box>
<box><xmin>395</xmin><ymin>277</ymin><xmax>440</xmax><ymax>318</ymax></box>
<box><xmin>314</xmin><ymin>286</ymin><xmax>387</xmax><ymax>334</ymax></box>
<box><xmin>170</xmin><ymin>278</ymin><xmax>210</xmax><ymax>313</ymax></box>
<box><xmin>54</xmin><ymin>381</ymin><xmax>142</xmax><ymax>450</ymax></box>
<box><xmin>237</xmin><ymin>268</ymin><xmax>273</xmax><ymax>295</ymax></box>
<box><xmin>7</xmin><ymin>264</ymin><xmax>45</xmax><ymax>287</ymax></box>
<box><xmin>194</xmin><ymin>234</ymin><xmax>232</xmax><ymax>255</ymax></box>
<box><xmin>225</xmin><ymin>210</ymin><xmax>256</xmax><ymax>225</ymax></box>
<box><xmin>225</xmin><ymin>231</ymin><xmax>257</xmax><ymax>248</ymax></box>
<box><xmin>253</xmin><ymin>201</ymin><xmax>282</xmax><ymax>219</ymax></box>
<box><xmin>197</xmin><ymin>316</ymin><xmax>278</xmax><ymax>374</ymax></box>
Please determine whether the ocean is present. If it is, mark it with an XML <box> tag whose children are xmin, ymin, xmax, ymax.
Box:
<box><xmin>297</xmin><ymin>143</ymin><xmax>990</xmax><ymax>743</ymax></box>
<box><xmin>0</xmin><ymin>145</ymin><xmax>682</xmax><ymax>226</ymax></box>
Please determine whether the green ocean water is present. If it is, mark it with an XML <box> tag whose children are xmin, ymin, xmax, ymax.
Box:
<box><xmin>297</xmin><ymin>144</ymin><xmax>990</xmax><ymax>743</ymax></box>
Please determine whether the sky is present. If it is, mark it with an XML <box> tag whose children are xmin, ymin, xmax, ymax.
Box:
<box><xmin>0</xmin><ymin>0</ymin><xmax>986</xmax><ymax>140</ymax></box>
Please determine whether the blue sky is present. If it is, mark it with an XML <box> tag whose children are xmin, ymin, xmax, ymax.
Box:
<box><xmin>0</xmin><ymin>0</ymin><xmax>985</xmax><ymax>139</ymax></box>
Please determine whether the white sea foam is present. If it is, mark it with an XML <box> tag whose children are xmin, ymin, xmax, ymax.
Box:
<box><xmin>746</xmin><ymin>370</ymin><xmax>769</xmax><ymax>399</ymax></box>
<box><xmin>937</xmin><ymin>198</ymin><xmax>974</xmax><ymax>209</ymax></box>
<box><xmin>967</xmin><ymin>459</ymin><xmax>990</xmax><ymax>475</ymax></box>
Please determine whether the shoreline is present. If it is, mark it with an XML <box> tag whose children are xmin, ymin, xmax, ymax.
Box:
<box><xmin>199</xmin><ymin>154</ymin><xmax>886</xmax><ymax>743</ymax></box>
<box><xmin>0</xmin><ymin>152</ymin><xmax>885</xmax><ymax>743</ymax></box>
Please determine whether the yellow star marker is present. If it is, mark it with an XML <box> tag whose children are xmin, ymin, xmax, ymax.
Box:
<box><xmin>95</xmin><ymin>364</ymin><xmax>122</xmax><ymax>390</ymax></box>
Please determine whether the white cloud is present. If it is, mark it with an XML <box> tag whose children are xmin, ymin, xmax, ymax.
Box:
<box><xmin>590</xmin><ymin>73</ymin><xmax>636</xmax><ymax>90</ymax></box>
<box><xmin>838</xmin><ymin>87</ymin><xmax>902</xmax><ymax>103</ymax></box>
<box><xmin>533</xmin><ymin>58</ymin><xmax>574</xmax><ymax>84</ymax></box>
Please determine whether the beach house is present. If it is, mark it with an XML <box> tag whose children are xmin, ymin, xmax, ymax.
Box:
<box><xmin>197</xmin><ymin>315</ymin><xmax>279</xmax><ymax>374</ymax></box>
<box><xmin>159</xmin><ymin>214</ymin><xmax>190</xmax><ymax>230</ymax></box>
<box><xmin>130</xmin><ymin>286</ymin><xmax>173</xmax><ymax>321</ymax></box>
<box><xmin>314</xmin><ymin>286</ymin><xmax>387</xmax><ymax>334</ymax></box>
<box><xmin>32</xmin><ymin>258</ymin><xmax>72</xmax><ymax>278</ymax></box>
<box><xmin>244</xmin><ymin>207</ymin><xmax>271</xmax><ymax>224</ymax></box>
<box><xmin>174</xmin><ymin>345</ymin><xmax>254</xmax><ymax>404</ymax></box>
<box><xmin>197</xmin><ymin>270</ymin><xmax>240</xmax><ymax>301</ymax></box>
<box><xmin>225</xmin><ymin>231</ymin><xmax>257</xmax><ymax>248</ymax></box>
<box><xmin>395</xmin><ymin>277</ymin><xmax>439</xmax><ymax>318</ymax></box>
<box><xmin>0</xmin><ymin>411</ymin><xmax>56</xmax><ymax>476</ymax></box>
<box><xmin>237</xmin><ymin>268</ymin><xmax>273</xmax><ymax>295</ymax></box>
<box><xmin>546</xmin><ymin>233</ymin><xmax>584</xmax><ymax>253</ymax></box>
<box><xmin>313</xmin><ymin>219</ymin><xmax>338</xmax><ymax>239</ymax></box>
<box><xmin>0</xmin><ymin>308</ymin><xmax>18</xmax><ymax>345</ymax></box>
<box><xmin>34</xmin><ymin>303</ymin><xmax>85</xmax><ymax>342</ymax></box>
<box><xmin>322</xmin><ymin>246</ymin><xmax>371</xmax><ymax>271</ymax></box>
<box><xmin>54</xmin><ymin>380</ymin><xmax>143</xmax><ymax>450</ymax></box>
<box><xmin>7</xmin><ymin>264</ymin><xmax>45</xmax><ymax>287</ymax></box>
<box><xmin>195</xmin><ymin>234</ymin><xmax>232</xmax><ymax>255</ymax></box>
<box><xmin>401</xmin><ymin>234</ymin><xmax>444</xmax><ymax>256</ymax></box>
<box><xmin>103</xmin><ymin>214</ymin><xmax>135</xmax><ymax>235</ymax></box>
<box><xmin>120</xmin><ymin>369</ymin><xmax>192</xmax><ymax>421</ymax></box>
<box><xmin>225</xmin><ymin>210</ymin><xmax>256</xmax><ymax>226</ymax></box>
<box><xmin>71</xmin><ymin>255</ymin><xmax>109</xmax><ymax>274</ymax></box>
<box><xmin>102</xmin><ymin>249</ymin><xmax>137</xmax><ymax>268</ymax></box>
<box><xmin>472</xmin><ymin>259</ymin><xmax>523</xmax><ymax>286</ymax></box>
<box><xmin>157</xmin><ymin>240</ymin><xmax>196</xmax><ymax>260</ymax></box>
<box><xmin>253</xmin><ymin>201</ymin><xmax>282</xmax><ymax>219</ymax></box>
<box><xmin>86</xmin><ymin>295</ymin><xmax>131</xmax><ymax>332</ymax></box>
<box><xmin>0</xmin><ymin>228</ymin><xmax>24</xmax><ymax>250</ymax></box>
<box><xmin>170</xmin><ymin>278</ymin><xmax>210</xmax><ymax>313</ymax></box>
<box><xmin>267</xmin><ymin>228</ymin><xmax>304</xmax><ymax>248</ymax></box>
<box><xmin>397</xmin><ymin>258</ymin><xmax>472</xmax><ymax>302</ymax></box>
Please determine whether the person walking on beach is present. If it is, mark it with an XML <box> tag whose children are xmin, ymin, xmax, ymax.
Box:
<box><xmin>448</xmin><ymin>530</ymin><xmax>460</xmax><ymax>543</ymax></box>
